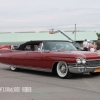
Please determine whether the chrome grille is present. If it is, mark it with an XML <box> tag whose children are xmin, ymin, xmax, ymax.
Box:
<box><xmin>83</xmin><ymin>60</ymin><xmax>100</xmax><ymax>67</ymax></box>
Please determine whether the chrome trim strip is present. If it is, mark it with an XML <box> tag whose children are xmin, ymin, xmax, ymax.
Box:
<box><xmin>68</xmin><ymin>65</ymin><xmax>100</xmax><ymax>73</ymax></box>
<box><xmin>17</xmin><ymin>66</ymin><xmax>52</xmax><ymax>72</ymax></box>
<box><xmin>16</xmin><ymin>65</ymin><xmax>52</xmax><ymax>72</ymax></box>
<box><xmin>0</xmin><ymin>63</ymin><xmax>52</xmax><ymax>72</ymax></box>
<box><xmin>69</xmin><ymin>66</ymin><xmax>100</xmax><ymax>69</ymax></box>
<box><xmin>86</xmin><ymin>59</ymin><xmax>100</xmax><ymax>61</ymax></box>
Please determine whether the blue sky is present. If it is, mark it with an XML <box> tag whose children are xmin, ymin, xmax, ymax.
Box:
<box><xmin>0</xmin><ymin>0</ymin><xmax>100</xmax><ymax>32</ymax></box>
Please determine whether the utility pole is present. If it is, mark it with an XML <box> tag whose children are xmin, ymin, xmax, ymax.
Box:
<box><xmin>75</xmin><ymin>24</ymin><xmax>76</xmax><ymax>43</ymax></box>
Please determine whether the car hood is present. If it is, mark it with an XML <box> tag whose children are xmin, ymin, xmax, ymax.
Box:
<box><xmin>50</xmin><ymin>51</ymin><xmax>100</xmax><ymax>60</ymax></box>
<box><xmin>71</xmin><ymin>51</ymin><xmax>100</xmax><ymax>59</ymax></box>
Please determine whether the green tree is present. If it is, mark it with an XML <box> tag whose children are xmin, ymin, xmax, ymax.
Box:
<box><xmin>96</xmin><ymin>33</ymin><xmax>100</xmax><ymax>37</ymax></box>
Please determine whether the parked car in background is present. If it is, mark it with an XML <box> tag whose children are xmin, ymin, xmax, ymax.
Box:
<box><xmin>87</xmin><ymin>40</ymin><xmax>94</xmax><ymax>44</ymax></box>
<box><xmin>0</xmin><ymin>45</ymin><xmax>11</xmax><ymax>50</ymax></box>
<box><xmin>0</xmin><ymin>40</ymin><xmax>100</xmax><ymax>79</ymax></box>
<box><xmin>11</xmin><ymin>44</ymin><xmax>20</xmax><ymax>50</ymax></box>
<box><xmin>73</xmin><ymin>43</ymin><xmax>83</xmax><ymax>50</ymax></box>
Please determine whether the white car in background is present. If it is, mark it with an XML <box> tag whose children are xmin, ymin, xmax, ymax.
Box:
<box><xmin>87</xmin><ymin>40</ymin><xmax>94</xmax><ymax>44</ymax></box>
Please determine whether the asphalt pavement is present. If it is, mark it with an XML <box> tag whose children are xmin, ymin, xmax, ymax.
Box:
<box><xmin>0</xmin><ymin>63</ymin><xmax>100</xmax><ymax>100</ymax></box>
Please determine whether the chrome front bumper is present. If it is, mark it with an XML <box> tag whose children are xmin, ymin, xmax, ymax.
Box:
<box><xmin>69</xmin><ymin>66</ymin><xmax>100</xmax><ymax>74</ymax></box>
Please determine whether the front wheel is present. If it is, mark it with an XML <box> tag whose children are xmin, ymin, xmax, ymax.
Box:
<box><xmin>56</xmin><ymin>61</ymin><xmax>72</xmax><ymax>79</ymax></box>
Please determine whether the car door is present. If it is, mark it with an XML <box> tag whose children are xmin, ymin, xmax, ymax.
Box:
<box><xmin>24</xmin><ymin>51</ymin><xmax>43</xmax><ymax>68</ymax></box>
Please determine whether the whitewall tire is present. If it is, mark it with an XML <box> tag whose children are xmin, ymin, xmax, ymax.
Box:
<box><xmin>10</xmin><ymin>66</ymin><xmax>17</xmax><ymax>71</ymax></box>
<box><xmin>56</xmin><ymin>61</ymin><xmax>72</xmax><ymax>78</ymax></box>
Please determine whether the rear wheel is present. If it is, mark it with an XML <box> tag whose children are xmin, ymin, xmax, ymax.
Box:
<box><xmin>10</xmin><ymin>66</ymin><xmax>17</xmax><ymax>71</ymax></box>
<box><xmin>56</xmin><ymin>61</ymin><xmax>72</xmax><ymax>78</ymax></box>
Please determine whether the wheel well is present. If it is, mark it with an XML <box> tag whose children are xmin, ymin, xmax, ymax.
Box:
<box><xmin>52</xmin><ymin>62</ymin><xmax>58</xmax><ymax>74</ymax></box>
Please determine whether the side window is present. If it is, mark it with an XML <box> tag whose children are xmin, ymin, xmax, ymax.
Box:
<box><xmin>24</xmin><ymin>45</ymin><xmax>38</xmax><ymax>51</ymax></box>
<box><xmin>24</xmin><ymin>43</ymin><xmax>43</xmax><ymax>51</ymax></box>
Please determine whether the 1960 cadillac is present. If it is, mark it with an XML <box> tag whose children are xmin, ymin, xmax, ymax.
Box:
<box><xmin>0</xmin><ymin>40</ymin><xmax>100</xmax><ymax>78</ymax></box>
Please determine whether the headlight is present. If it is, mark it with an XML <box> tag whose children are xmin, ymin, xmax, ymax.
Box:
<box><xmin>81</xmin><ymin>58</ymin><xmax>86</xmax><ymax>64</ymax></box>
<box><xmin>76</xmin><ymin>58</ymin><xmax>81</xmax><ymax>64</ymax></box>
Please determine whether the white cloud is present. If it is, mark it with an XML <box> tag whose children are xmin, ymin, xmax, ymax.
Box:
<box><xmin>0</xmin><ymin>0</ymin><xmax>100</xmax><ymax>32</ymax></box>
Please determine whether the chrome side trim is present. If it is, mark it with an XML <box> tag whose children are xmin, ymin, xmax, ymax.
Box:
<box><xmin>0</xmin><ymin>62</ymin><xmax>52</xmax><ymax>72</ymax></box>
<box><xmin>15</xmin><ymin>65</ymin><xmax>52</xmax><ymax>72</ymax></box>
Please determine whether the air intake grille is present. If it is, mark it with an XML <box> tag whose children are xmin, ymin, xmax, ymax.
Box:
<box><xmin>83</xmin><ymin>60</ymin><xmax>100</xmax><ymax>67</ymax></box>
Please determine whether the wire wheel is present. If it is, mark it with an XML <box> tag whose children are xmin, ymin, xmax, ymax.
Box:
<box><xmin>56</xmin><ymin>61</ymin><xmax>72</xmax><ymax>78</ymax></box>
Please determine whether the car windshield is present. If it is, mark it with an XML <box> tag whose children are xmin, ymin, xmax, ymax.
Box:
<box><xmin>42</xmin><ymin>41</ymin><xmax>77</xmax><ymax>51</ymax></box>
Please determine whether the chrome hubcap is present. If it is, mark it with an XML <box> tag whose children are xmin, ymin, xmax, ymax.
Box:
<box><xmin>60</xmin><ymin>65</ymin><xmax>66</xmax><ymax>73</ymax></box>
<box><xmin>10</xmin><ymin>66</ymin><xmax>16</xmax><ymax>71</ymax></box>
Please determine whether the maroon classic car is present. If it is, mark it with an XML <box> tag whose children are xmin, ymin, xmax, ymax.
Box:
<box><xmin>0</xmin><ymin>40</ymin><xmax>100</xmax><ymax>78</ymax></box>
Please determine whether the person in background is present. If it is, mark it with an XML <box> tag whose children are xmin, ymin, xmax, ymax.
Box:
<box><xmin>82</xmin><ymin>39</ymin><xmax>89</xmax><ymax>51</ymax></box>
<box><xmin>88</xmin><ymin>42</ymin><xmax>96</xmax><ymax>52</ymax></box>
<box><xmin>95</xmin><ymin>37</ymin><xmax>100</xmax><ymax>50</ymax></box>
